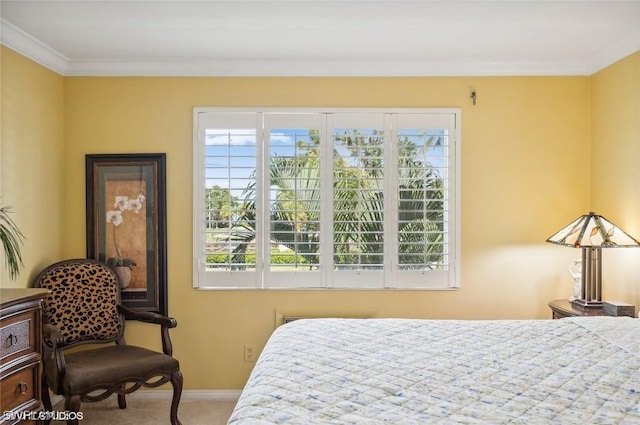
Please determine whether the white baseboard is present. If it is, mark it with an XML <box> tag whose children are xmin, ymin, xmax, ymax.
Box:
<box><xmin>51</xmin><ymin>389</ymin><xmax>241</xmax><ymax>407</ymax></box>
<box><xmin>130</xmin><ymin>389</ymin><xmax>242</xmax><ymax>401</ymax></box>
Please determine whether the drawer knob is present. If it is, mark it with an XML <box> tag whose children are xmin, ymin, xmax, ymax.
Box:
<box><xmin>19</xmin><ymin>381</ymin><xmax>28</xmax><ymax>395</ymax></box>
<box><xmin>8</xmin><ymin>334</ymin><xmax>19</xmax><ymax>345</ymax></box>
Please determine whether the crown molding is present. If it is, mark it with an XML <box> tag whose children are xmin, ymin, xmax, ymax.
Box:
<box><xmin>62</xmin><ymin>58</ymin><xmax>591</xmax><ymax>77</ymax></box>
<box><xmin>585</xmin><ymin>29</ymin><xmax>640</xmax><ymax>75</ymax></box>
<box><xmin>1</xmin><ymin>17</ymin><xmax>635</xmax><ymax>77</ymax></box>
<box><xmin>0</xmin><ymin>19</ymin><xmax>68</xmax><ymax>75</ymax></box>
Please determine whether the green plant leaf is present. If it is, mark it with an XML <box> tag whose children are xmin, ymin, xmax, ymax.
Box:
<box><xmin>0</xmin><ymin>205</ymin><xmax>25</xmax><ymax>280</ymax></box>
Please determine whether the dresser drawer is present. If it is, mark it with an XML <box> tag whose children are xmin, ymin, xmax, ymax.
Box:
<box><xmin>0</xmin><ymin>363</ymin><xmax>38</xmax><ymax>413</ymax></box>
<box><xmin>0</xmin><ymin>289</ymin><xmax>47</xmax><ymax>425</ymax></box>
<box><xmin>0</xmin><ymin>311</ymin><xmax>36</xmax><ymax>366</ymax></box>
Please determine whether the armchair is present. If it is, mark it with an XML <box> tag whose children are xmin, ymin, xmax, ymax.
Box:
<box><xmin>33</xmin><ymin>259</ymin><xmax>182</xmax><ymax>425</ymax></box>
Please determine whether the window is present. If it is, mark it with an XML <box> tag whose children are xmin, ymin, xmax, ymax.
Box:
<box><xmin>193</xmin><ymin>108</ymin><xmax>460</xmax><ymax>289</ymax></box>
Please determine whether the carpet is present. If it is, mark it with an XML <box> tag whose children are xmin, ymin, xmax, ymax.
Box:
<box><xmin>51</xmin><ymin>396</ymin><xmax>237</xmax><ymax>425</ymax></box>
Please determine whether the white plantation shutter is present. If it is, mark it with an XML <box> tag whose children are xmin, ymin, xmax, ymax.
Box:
<box><xmin>329</xmin><ymin>113</ymin><xmax>388</xmax><ymax>288</ymax></box>
<box><xmin>194</xmin><ymin>108</ymin><xmax>459</xmax><ymax>289</ymax></box>
<box><xmin>195</xmin><ymin>112</ymin><xmax>261</xmax><ymax>288</ymax></box>
<box><xmin>393</xmin><ymin>113</ymin><xmax>457</xmax><ymax>288</ymax></box>
<box><xmin>263</xmin><ymin>113</ymin><xmax>324</xmax><ymax>288</ymax></box>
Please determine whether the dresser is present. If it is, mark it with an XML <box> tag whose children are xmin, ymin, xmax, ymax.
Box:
<box><xmin>1</xmin><ymin>288</ymin><xmax>49</xmax><ymax>424</ymax></box>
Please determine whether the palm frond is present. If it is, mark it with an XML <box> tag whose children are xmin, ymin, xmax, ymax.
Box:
<box><xmin>0</xmin><ymin>205</ymin><xmax>25</xmax><ymax>280</ymax></box>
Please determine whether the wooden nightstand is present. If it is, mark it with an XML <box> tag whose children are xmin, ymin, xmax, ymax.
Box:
<box><xmin>548</xmin><ymin>299</ymin><xmax>607</xmax><ymax>319</ymax></box>
<box><xmin>1</xmin><ymin>288</ymin><xmax>49</xmax><ymax>424</ymax></box>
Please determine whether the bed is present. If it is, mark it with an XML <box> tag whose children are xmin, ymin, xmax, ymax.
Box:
<box><xmin>228</xmin><ymin>317</ymin><xmax>640</xmax><ymax>424</ymax></box>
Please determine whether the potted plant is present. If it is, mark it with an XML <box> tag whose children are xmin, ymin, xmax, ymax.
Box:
<box><xmin>0</xmin><ymin>205</ymin><xmax>24</xmax><ymax>280</ymax></box>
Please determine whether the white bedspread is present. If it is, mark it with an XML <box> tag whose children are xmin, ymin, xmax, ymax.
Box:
<box><xmin>228</xmin><ymin>317</ymin><xmax>640</xmax><ymax>424</ymax></box>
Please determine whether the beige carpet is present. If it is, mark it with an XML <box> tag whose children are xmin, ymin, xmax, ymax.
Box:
<box><xmin>51</xmin><ymin>396</ymin><xmax>237</xmax><ymax>425</ymax></box>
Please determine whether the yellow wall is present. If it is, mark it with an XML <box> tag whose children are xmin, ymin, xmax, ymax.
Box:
<box><xmin>7</xmin><ymin>45</ymin><xmax>640</xmax><ymax>391</ymax></box>
<box><xmin>0</xmin><ymin>46</ymin><xmax>65</xmax><ymax>288</ymax></box>
<box><xmin>62</xmin><ymin>76</ymin><xmax>591</xmax><ymax>389</ymax></box>
<box><xmin>590</xmin><ymin>51</ymin><xmax>640</xmax><ymax>304</ymax></box>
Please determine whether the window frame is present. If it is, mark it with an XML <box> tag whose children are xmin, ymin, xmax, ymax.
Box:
<box><xmin>193</xmin><ymin>107</ymin><xmax>461</xmax><ymax>290</ymax></box>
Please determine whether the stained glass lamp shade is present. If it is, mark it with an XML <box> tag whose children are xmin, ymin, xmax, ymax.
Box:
<box><xmin>546</xmin><ymin>212</ymin><xmax>640</xmax><ymax>308</ymax></box>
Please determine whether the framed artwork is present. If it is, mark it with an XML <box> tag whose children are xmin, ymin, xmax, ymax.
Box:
<box><xmin>86</xmin><ymin>153</ymin><xmax>167</xmax><ymax>315</ymax></box>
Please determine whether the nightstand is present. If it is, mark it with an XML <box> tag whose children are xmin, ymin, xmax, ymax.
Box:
<box><xmin>548</xmin><ymin>299</ymin><xmax>606</xmax><ymax>319</ymax></box>
<box><xmin>1</xmin><ymin>288</ymin><xmax>49</xmax><ymax>424</ymax></box>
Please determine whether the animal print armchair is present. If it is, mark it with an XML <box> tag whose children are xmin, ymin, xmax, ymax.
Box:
<box><xmin>33</xmin><ymin>259</ymin><xmax>182</xmax><ymax>425</ymax></box>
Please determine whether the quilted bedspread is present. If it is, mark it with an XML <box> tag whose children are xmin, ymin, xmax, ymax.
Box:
<box><xmin>228</xmin><ymin>317</ymin><xmax>640</xmax><ymax>424</ymax></box>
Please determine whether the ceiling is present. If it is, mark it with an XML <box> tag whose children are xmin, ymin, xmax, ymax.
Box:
<box><xmin>1</xmin><ymin>0</ymin><xmax>639</xmax><ymax>77</ymax></box>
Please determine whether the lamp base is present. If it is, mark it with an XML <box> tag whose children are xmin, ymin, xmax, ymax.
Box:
<box><xmin>571</xmin><ymin>298</ymin><xmax>603</xmax><ymax>309</ymax></box>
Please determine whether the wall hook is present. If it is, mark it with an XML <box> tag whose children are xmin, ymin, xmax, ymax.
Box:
<box><xmin>470</xmin><ymin>90</ymin><xmax>477</xmax><ymax>106</ymax></box>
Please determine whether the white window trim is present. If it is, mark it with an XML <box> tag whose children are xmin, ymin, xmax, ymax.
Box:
<box><xmin>193</xmin><ymin>107</ymin><xmax>461</xmax><ymax>290</ymax></box>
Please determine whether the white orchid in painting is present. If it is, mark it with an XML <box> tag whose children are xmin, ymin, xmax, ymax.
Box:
<box><xmin>106</xmin><ymin>194</ymin><xmax>145</xmax><ymax>268</ymax></box>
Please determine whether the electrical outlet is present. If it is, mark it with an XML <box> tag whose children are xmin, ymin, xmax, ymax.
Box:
<box><xmin>244</xmin><ymin>345</ymin><xmax>256</xmax><ymax>362</ymax></box>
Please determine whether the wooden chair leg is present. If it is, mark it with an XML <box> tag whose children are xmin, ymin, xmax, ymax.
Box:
<box><xmin>118</xmin><ymin>393</ymin><xmax>127</xmax><ymax>409</ymax></box>
<box><xmin>64</xmin><ymin>395</ymin><xmax>81</xmax><ymax>425</ymax></box>
<box><xmin>41</xmin><ymin>375</ymin><xmax>53</xmax><ymax>424</ymax></box>
<box><xmin>170</xmin><ymin>370</ymin><xmax>183</xmax><ymax>425</ymax></box>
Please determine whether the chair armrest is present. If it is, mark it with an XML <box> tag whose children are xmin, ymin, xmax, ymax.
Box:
<box><xmin>43</xmin><ymin>323</ymin><xmax>65</xmax><ymax>348</ymax></box>
<box><xmin>117</xmin><ymin>304</ymin><xmax>178</xmax><ymax>356</ymax></box>
<box><xmin>42</xmin><ymin>323</ymin><xmax>67</xmax><ymax>389</ymax></box>
<box><xmin>117</xmin><ymin>304</ymin><xmax>177</xmax><ymax>328</ymax></box>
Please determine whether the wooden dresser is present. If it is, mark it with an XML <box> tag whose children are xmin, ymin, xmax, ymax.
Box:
<box><xmin>1</xmin><ymin>288</ymin><xmax>49</xmax><ymax>424</ymax></box>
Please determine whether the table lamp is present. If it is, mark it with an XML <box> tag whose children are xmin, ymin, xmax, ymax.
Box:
<box><xmin>546</xmin><ymin>212</ymin><xmax>640</xmax><ymax>308</ymax></box>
